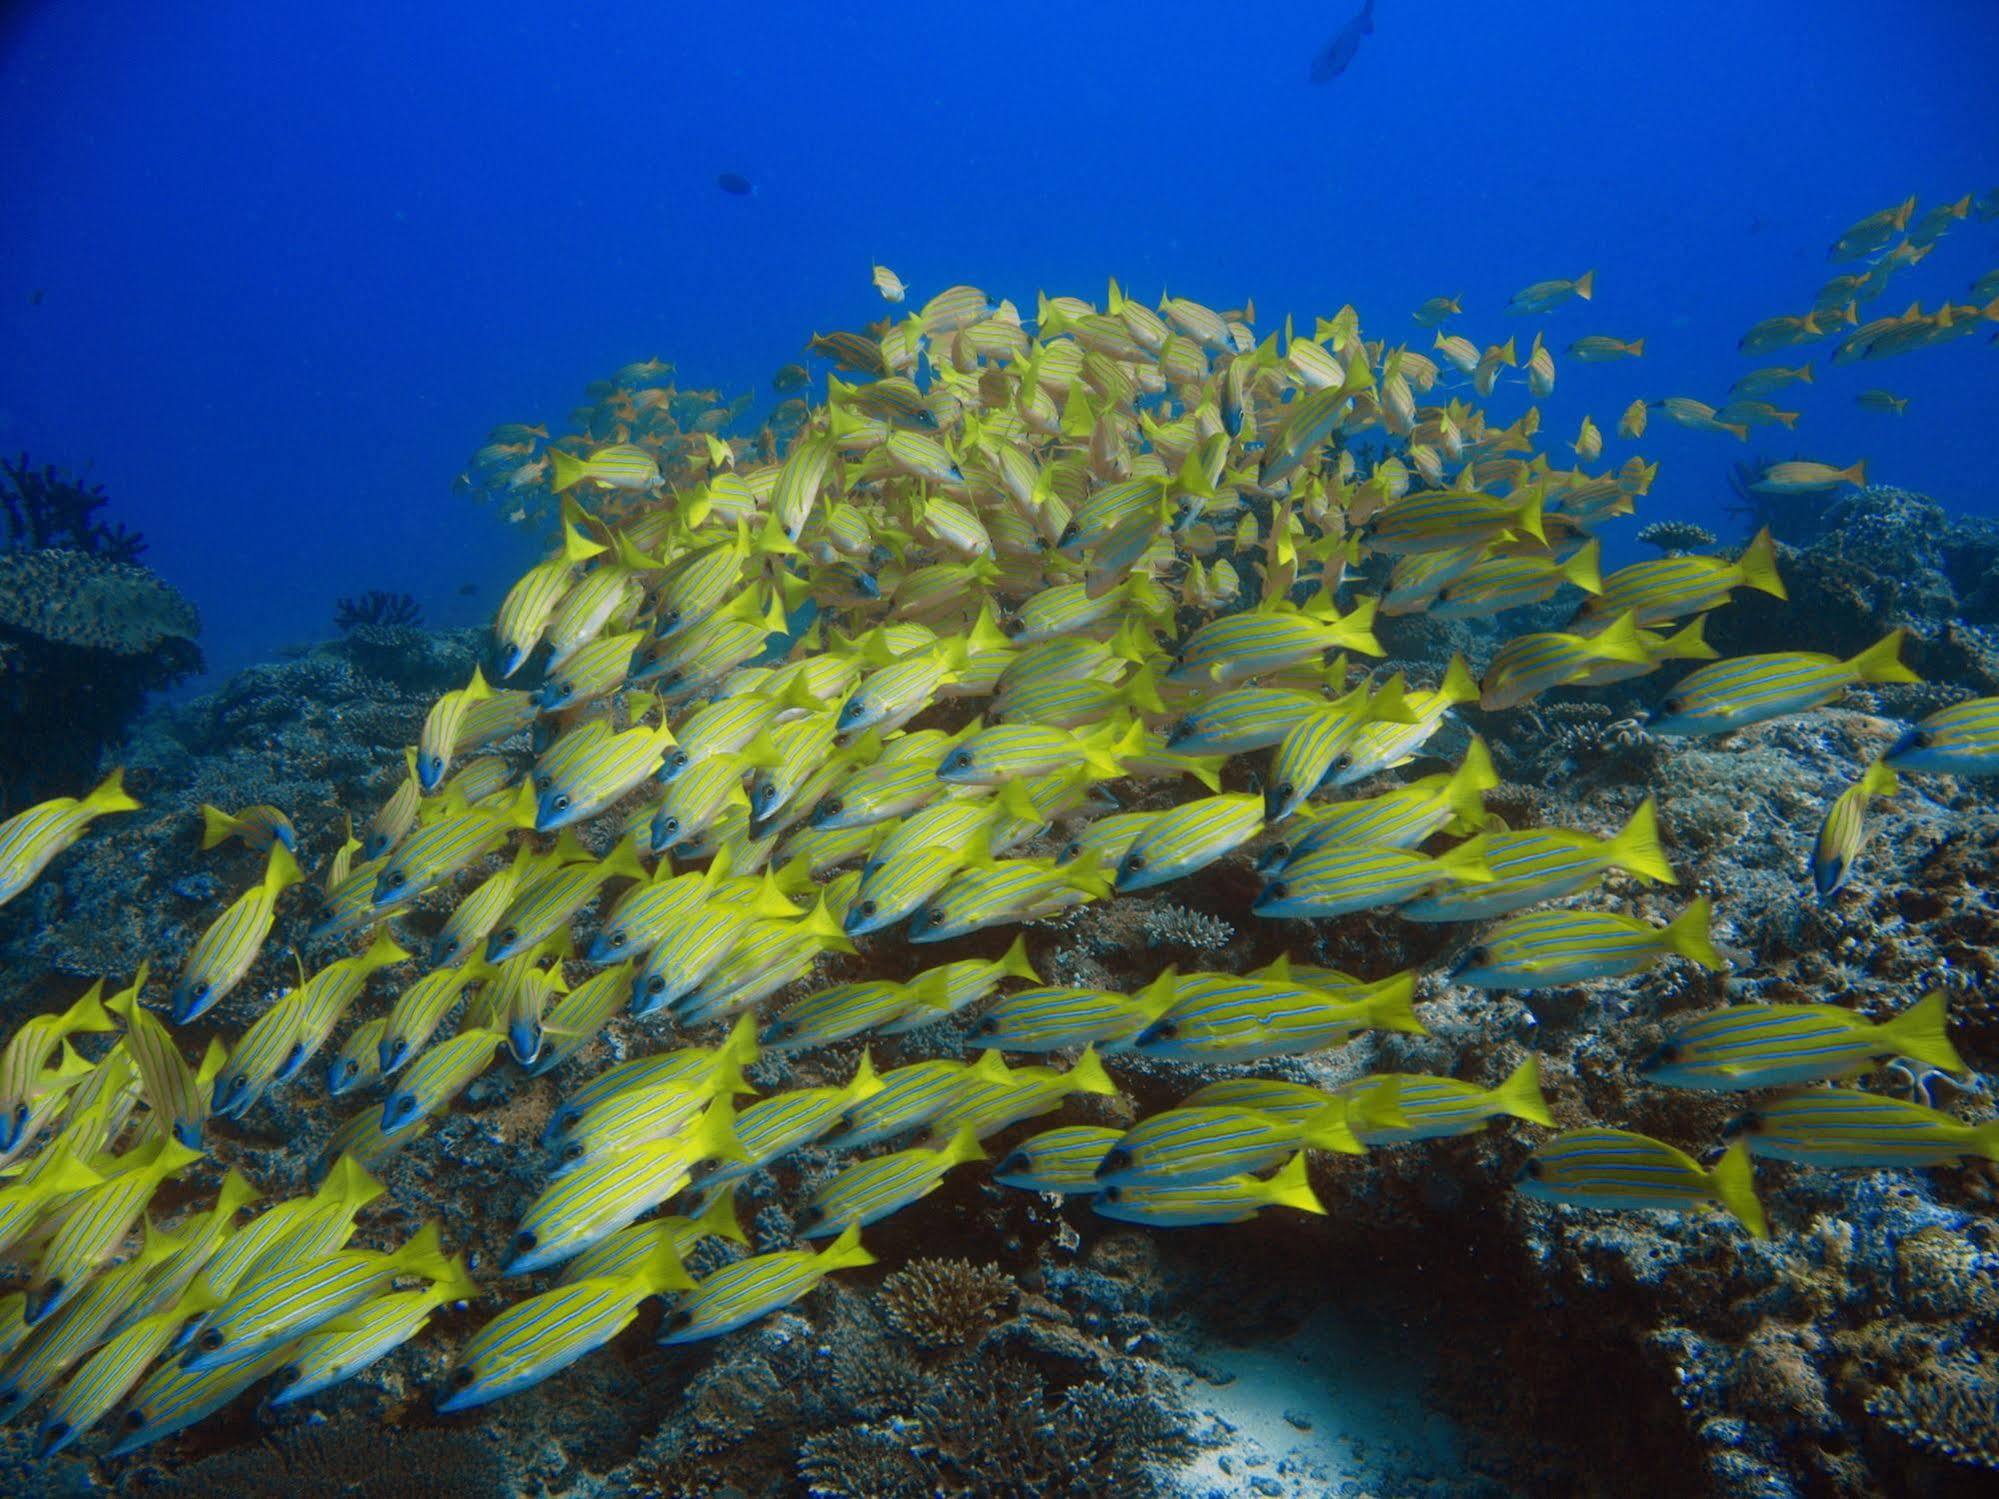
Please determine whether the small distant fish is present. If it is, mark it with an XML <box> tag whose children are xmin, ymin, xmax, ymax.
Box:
<box><xmin>716</xmin><ymin>172</ymin><xmax>756</xmax><ymax>196</ymax></box>
<box><xmin>457</xmin><ymin>582</ymin><xmax>479</xmax><ymax>596</ymax></box>
<box><xmin>1748</xmin><ymin>459</ymin><xmax>1866</xmax><ymax>495</ymax></box>
<box><xmin>871</xmin><ymin>264</ymin><xmax>906</xmax><ymax>302</ymax></box>
<box><xmin>1828</xmin><ymin>195</ymin><xmax>1914</xmax><ymax>261</ymax></box>
<box><xmin>771</xmin><ymin>363</ymin><xmax>809</xmax><ymax>394</ymax></box>
<box><xmin>1507</xmin><ymin>271</ymin><xmax>1594</xmax><ymax>316</ymax></box>
<box><xmin>1308</xmin><ymin>0</ymin><xmax>1375</xmax><ymax>85</ymax></box>
<box><xmin>1516</xmin><ymin>1131</ymin><xmax>1767</xmax><ymax>1237</ymax></box>
<box><xmin>1412</xmin><ymin>294</ymin><xmax>1460</xmax><ymax>326</ymax></box>
<box><xmin>1855</xmin><ymin>389</ymin><xmax>1908</xmax><ymax>415</ymax></box>
<box><xmin>1567</xmin><ymin>335</ymin><xmax>1643</xmax><ymax>362</ymax></box>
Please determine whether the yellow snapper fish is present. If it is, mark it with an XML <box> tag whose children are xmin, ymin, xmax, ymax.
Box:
<box><xmin>871</xmin><ymin>263</ymin><xmax>907</xmax><ymax>302</ymax></box>
<box><xmin>441</xmin><ymin>1242</ymin><xmax>693</xmax><ymax>1410</ymax></box>
<box><xmin>197</xmin><ymin>802</ymin><xmax>298</xmax><ymax>854</ymax></box>
<box><xmin>1883</xmin><ymin>693</ymin><xmax>1999</xmax><ymax>777</ymax></box>
<box><xmin>169</xmin><ymin>841</ymin><xmax>306</xmax><ymax>1023</ymax></box>
<box><xmin>1507</xmin><ymin>270</ymin><xmax>1594</xmax><ymax>314</ymax></box>
<box><xmin>1449</xmin><ymin>898</ymin><xmax>1723</xmax><ymax>989</ymax></box>
<box><xmin>1340</xmin><ymin>1057</ymin><xmax>1554</xmax><ymax>1144</ymax></box>
<box><xmin>1094</xmin><ymin>1151</ymin><xmax>1324</xmax><ymax>1227</ymax></box>
<box><xmin>0</xmin><ymin>985</ymin><xmax>117</xmax><ymax>1151</ymax></box>
<box><xmin>1812</xmin><ymin>759</ymin><xmax>1898</xmax><ymax>898</ymax></box>
<box><xmin>1093</xmin><ymin>1101</ymin><xmax>1361</xmax><ymax>1186</ymax></box>
<box><xmin>549</xmin><ymin>442</ymin><xmax>661</xmax><ymax>493</ymax></box>
<box><xmin>1749</xmin><ymin>459</ymin><xmax>1867</xmax><ymax>495</ymax></box>
<box><xmin>1638</xmin><ymin>989</ymin><xmax>1962</xmax><ymax>1092</ymax></box>
<box><xmin>1644</xmin><ymin>630</ymin><xmax>1918</xmax><ymax>736</ymax></box>
<box><xmin>657</xmin><ymin>1225</ymin><xmax>875</xmax><ymax>1342</ymax></box>
<box><xmin>0</xmin><ymin>770</ymin><xmax>140</xmax><ymax>909</ymax></box>
<box><xmin>1724</xmin><ymin>1088</ymin><xmax>1999</xmax><ymax>1169</ymax></box>
<box><xmin>1515</xmin><ymin>1132</ymin><xmax>1767</xmax><ymax>1237</ymax></box>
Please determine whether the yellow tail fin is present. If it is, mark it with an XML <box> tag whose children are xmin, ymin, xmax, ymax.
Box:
<box><xmin>1874</xmin><ymin>990</ymin><xmax>1965</xmax><ymax>1076</ymax></box>
<box><xmin>1488</xmin><ymin>1056</ymin><xmax>1555</xmax><ymax>1127</ymax></box>
<box><xmin>1844</xmin><ymin>629</ymin><xmax>1919</xmax><ymax>685</ymax></box>
<box><xmin>81</xmin><ymin>768</ymin><xmax>141</xmax><ymax>819</ymax></box>
<box><xmin>1300</xmin><ymin>1100</ymin><xmax>1365</xmax><ymax>1156</ymax></box>
<box><xmin>814</xmin><ymin>1222</ymin><xmax>878</xmax><ymax>1274</ymax></box>
<box><xmin>1360</xmin><ymin>970</ymin><xmax>1426</xmax><ymax>1035</ymax></box>
<box><xmin>1261</xmin><ymin>1151</ymin><xmax>1326</xmax><ymax>1215</ymax></box>
<box><xmin>1605</xmin><ymin>797</ymin><xmax>1676</xmax><ymax>884</ymax></box>
<box><xmin>1709</xmin><ymin>1140</ymin><xmax>1768</xmax><ymax>1239</ymax></box>
<box><xmin>1660</xmin><ymin>897</ymin><xmax>1724</xmax><ymax>970</ymax></box>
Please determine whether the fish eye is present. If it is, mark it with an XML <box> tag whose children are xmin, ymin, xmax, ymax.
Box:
<box><xmin>798</xmin><ymin>1205</ymin><xmax>822</xmax><ymax>1226</ymax></box>
<box><xmin>858</xmin><ymin>900</ymin><xmax>877</xmax><ymax>918</ymax></box>
<box><xmin>124</xmin><ymin>1409</ymin><xmax>147</xmax><ymax>1430</ymax></box>
<box><xmin>12</xmin><ymin>1104</ymin><xmax>26</xmax><ymax>1126</ymax></box>
<box><xmin>534</xmin><ymin>774</ymin><xmax>552</xmax><ymax>790</ymax></box>
<box><xmin>1266</xmin><ymin>881</ymin><xmax>1288</xmax><ymax>900</ymax></box>
<box><xmin>823</xmin><ymin>799</ymin><xmax>842</xmax><ymax>816</ymax></box>
<box><xmin>198</xmin><ymin>1329</ymin><xmax>225</xmax><ymax>1352</ymax></box>
<box><xmin>499</xmin><ymin>927</ymin><xmax>518</xmax><ymax>945</ymax></box>
<box><xmin>1102</xmin><ymin>1185</ymin><xmax>1123</xmax><ymax>1202</ymax></box>
<box><xmin>563</xmin><ymin>1142</ymin><xmax>584</xmax><ymax>1161</ymax></box>
<box><xmin>275</xmin><ymin>1365</ymin><xmax>300</xmax><ymax>1387</ymax></box>
<box><xmin>647</xmin><ymin>976</ymin><xmax>666</xmax><ymax>994</ymax></box>
<box><xmin>662</xmin><ymin>1309</ymin><xmax>692</xmax><ymax>1333</ymax></box>
<box><xmin>1102</xmin><ymin>1148</ymin><xmax>1130</xmax><ymax>1171</ymax></box>
<box><xmin>515</xmin><ymin>1230</ymin><xmax>538</xmax><ymax>1250</ymax></box>
<box><xmin>554</xmin><ymin>681</ymin><xmax>571</xmax><ymax>697</ymax></box>
<box><xmin>974</xmin><ymin>1017</ymin><xmax>997</xmax><ymax>1034</ymax></box>
<box><xmin>43</xmin><ymin>1419</ymin><xmax>68</xmax><ymax>1440</ymax></box>
<box><xmin>1123</xmin><ymin>853</ymin><xmax>1145</xmax><ymax>872</ymax></box>
<box><xmin>925</xmin><ymin>907</ymin><xmax>946</xmax><ymax>926</ymax></box>
<box><xmin>1655</xmin><ymin>1042</ymin><xmax>1681</xmax><ymax>1064</ymax></box>
<box><xmin>998</xmin><ymin>1152</ymin><xmax>1024</xmax><ymax>1173</ymax></box>
<box><xmin>1157</xmin><ymin>1021</ymin><xmax>1178</xmax><ymax>1039</ymax></box>
<box><xmin>662</xmin><ymin>670</ymin><xmax>684</xmax><ymax>689</ymax></box>
<box><xmin>658</xmin><ymin>817</ymin><xmax>680</xmax><ymax>838</ymax></box>
<box><xmin>451</xmin><ymin>1365</ymin><xmax>477</xmax><ymax>1388</ymax></box>
<box><xmin>1275</xmin><ymin>782</ymin><xmax>1294</xmax><ymax>802</ymax></box>
<box><xmin>1522</xmin><ymin>1158</ymin><xmax>1545</xmax><ymax>1180</ymax></box>
<box><xmin>609</xmin><ymin>930</ymin><xmax>626</xmax><ymax>947</ymax></box>
<box><xmin>42</xmin><ymin>1276</ymin><xmax>63</xmax><ymax>1297</ymax></box>
<box><xmin>554</xmin><ymin>794</ymin><xmax>571</xmax><ymax>811</ymax></box>
<box><xmin>660</xmin><ymin>608</ymin><xmax>681</xmax><ymax>629</ymax></box>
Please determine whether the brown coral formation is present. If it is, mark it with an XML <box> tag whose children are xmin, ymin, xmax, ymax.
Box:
<box><xmin>879</xmin><ymin>1257</ymin><xmax>1019</xmax><ymax>1350</ymax></box>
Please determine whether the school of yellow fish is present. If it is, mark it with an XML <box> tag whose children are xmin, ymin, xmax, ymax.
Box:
<box><xmin>0</xmin><ymin>188</ymin><xmax>1996</xmax><ymax>1458</ymax></box>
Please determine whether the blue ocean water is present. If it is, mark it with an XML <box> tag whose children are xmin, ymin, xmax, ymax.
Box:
<box><xmin>1</xmin><ymin>0</ymin><xmax>1995</xmax><ymax>688</ymax></box>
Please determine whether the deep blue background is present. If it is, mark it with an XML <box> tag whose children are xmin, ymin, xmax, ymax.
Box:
<box><xmin>3</xmin><ymin>1</ymin><xmax>1995</xmax><ymax>682</ymax></box>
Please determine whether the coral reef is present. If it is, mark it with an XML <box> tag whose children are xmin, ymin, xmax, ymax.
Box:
<box><xmin>878</xmin><ymin>1257</ymin><xmax>1018</xmax><ymax>1349</ymax></box>
<box><xmin>1638</xmin><ymin>520</ymin><xmax>1719</xmax><ymax>554</ymax></box>
<box><xmin>0</xmin><ymin>550</ymin><xmax>205</xmax><ymax>808</ymax></box>
<box><xmin>0</xmin><ymin>453</ymin><xmax>147</xmax><ymax>562</ymax></box>
<box><xmin>335</xmin><ymin>589</ymin><xmax>425</xmax><ymax>633</ymax></box>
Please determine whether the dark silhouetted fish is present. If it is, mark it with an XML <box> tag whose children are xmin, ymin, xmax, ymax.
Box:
<box><xmin>1309</xmin><ymin>0</ymin><xmax>1374</xmax><ymax>84</ymax></box>
<box><xmin>716</xmin><ymin>172</ymin><xmax>755</xmax><ymax>197</ymax></box>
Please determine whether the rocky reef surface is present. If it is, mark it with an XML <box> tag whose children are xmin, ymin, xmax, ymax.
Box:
<box><xmin>2</xmin><ymin>484</ymin><xmax>1996</xmax><ymax>1499</ymax></box>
